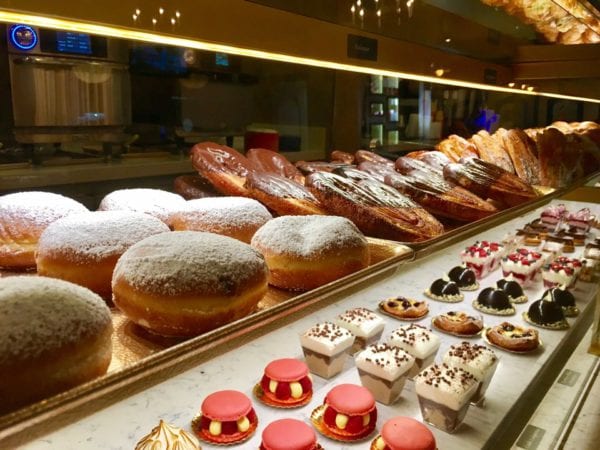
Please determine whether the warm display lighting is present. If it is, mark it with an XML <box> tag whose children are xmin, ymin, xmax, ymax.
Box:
<box><xmin>0</xmin><ymin>10</ymin><xmax>598</xmax><ymax>104</ymax></box>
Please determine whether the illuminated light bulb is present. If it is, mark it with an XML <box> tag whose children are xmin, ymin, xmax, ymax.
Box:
<box><xmin>377</xmin><ymin>9</ymin><xmax>382</xmax><ymax>17</ymax></box>
<box><xmin>159</xmin><ymin>7</ymin><xmax>164</xmax><ymax>15</ymax></box>
<box><xmin>175</xmin><ymin>11</ymin><xmax>181</xmax><ymax>18</ymax></box>
<box><xmin>508</xmin><ymin>82</ymin><xmax>515</xmax><ymax>87</ymax></box>
<box><xmin>132</xmin><ymin>14</ymin><xmax>137</xmax><ymax>21</ymax></box>
<box><xmin>152</xmin><ymin>17</ymin><xmax>157</xmax><ymax>25</ymax></box>
<box><xmin>351</xmin><ymin>5</ymin><xmax>355</xmax><ymax>13</ymax></box>
<box><xmin>135</xmin><ymin>9</ymin><xmax>141</xmax><ymax>15</ymax></box>
<box><xmin>357</xmin><ymin>0</ymin><xmax>362</xmax><ymax>6</ymax></box>
<box><xmin>521</xmin><ymin>84</ymin><xmax>527</xmax><ymax>89</ymax></box>
<box><xmin>527</xmin><ymin>86</ymin><xmax>534</xmax><ymax>91</ymax></box>
<box><xmin>360</xmin><ymin>8</ymin><xmax>364</xmax><ymax>17</ymax></box>
<box><xmin>435</xmin><ymin>69</ymin><xmax>445</xmax><ymax>77</ymax></box>
<box><xmin>445</xmin><ymin>38</ymin><xmax>451</xmax><ymax>43</ymax></box>
<box><xmin>171</xmin><ymin>17</ymin><xmax>176</xmax><ymax>25</ymax></box>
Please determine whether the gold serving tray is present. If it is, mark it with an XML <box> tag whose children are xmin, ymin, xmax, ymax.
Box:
<box><xmin>0</xmin><ymin>238</ymin><xmax>412</xmax><ymax>445</ymax></box>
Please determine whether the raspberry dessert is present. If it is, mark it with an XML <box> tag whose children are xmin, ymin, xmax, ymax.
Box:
<box><xmin>300</xmin><ymin>322</ymin><xmax>354</xmax><ymax>379</ymax></box>
<box><xmin>258</xmin><ymin>358</ymin><xmax>312</xmax><ymax>407</ymax></box>
<box><xmin>541</xmin><ymin>259</ymin><xmax>580</xmax><ymax>289</ymax></box>
<box><xmin>540</xmin><ymin>204</ymin><xmax>567</xmax><ymax>229</ymax></box>
<box><xmin>567</xmin><ymin>207</ymin><xmax>593</xmax><ymax>233</ymax></box>
<box><xmin>460</xmin><ymin>241</ymin><xmax>505</xmax><ymax>279</ymax></box>
<box><xmin>501</xmin><ymin>248</ymin><xmax>544</xmax><ymax>286</ymax></box>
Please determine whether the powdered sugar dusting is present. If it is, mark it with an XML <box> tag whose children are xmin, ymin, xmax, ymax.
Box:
<box><xmin>176</xmin><ymin>197</ymin><xmax>272</xmax><ymax>229</ymax></box>
<box><xmin>0</xmin><ymin>191</ymin><xmax>88</xmax><ymax>236</ymax></box>
<box><xmin>98</xmin><ymin>189</ymin><xmax>186</xmax><ymax>222</ymax></box>
<box><xmin>251</xmin><ymin>215</ymin><xmax>367</xmax><ymax>257</ymax></box>
<box><xmin>113</xmin><ymin>231</ymin><xmax>267</xmax><ymax>296</ymax></box>
<box><xmin>0</xmin><ymin>276</ymin><xmax>111</xmax><ymax>364</ymax></box>
<box><xmin>37</xmin><ymin>211</ymin><xmax>170</xmax><ymax>263</ymax></box>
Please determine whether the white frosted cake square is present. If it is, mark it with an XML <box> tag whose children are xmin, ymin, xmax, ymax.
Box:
<box><xmin>387</xmin><ymin>324</ymin><xmax>440</xmax><ymax>377</ymax></box>
<box><xmin>300</xmin><ymin>322</ymin><xmax>354</xmax><ymax>378</ymax></box>
<box><xmin>443</xmin><ymin>342</ymin><xmax>498</xmax><ymax>405</ymax></box>
<box><xmin>335</xmin><ymin>307</ymin><xmax>385</xmax><ymax>353</ymax></box>
<box><xmin>355</xmin><ymin>343</ymin><xmax>414</xmax><ymax>404</ymax></box>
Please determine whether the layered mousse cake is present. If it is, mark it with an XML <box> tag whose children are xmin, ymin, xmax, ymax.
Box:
<box><xmin>260</xmin><ymin>418</ymin><xmax>322</xmax><ymax>450</ymax></box>
<box><xmin>424</xmin><ymin>278</ymin><xmax>463</xmax><ymax>302</ymax></box>
<box><xmin>460</xmin><ymin>240</ymin><xmax>505</xmax><ymax>278</ymax></box>
<box><xmin>473</xmin><ymin>287</ymin><xmax>516</xmax><ymax>316</ymax></box>
<box><xmin>496</xmin><ymin>277</ymin><xmax>528</xmax><ymax>303</ymax></box>
<box><xmin>542</xmin><ymin>286</ymin><xmax>579</xmax><ymax>317</ymax></box>
<box><xmin>447</xmin><ymin>264</ymin><xmax>479</xmax><ymax>291</ymax></box>
<box><xmin>542</xmin><ymin>261</ymin><xmax>577</xmax><ymax>289</ymax></box>
<box><xmin>567</xmin><ymin>207</ymin><xmax>593</xmax><ymax>233</ymax></box>
<box><xmin>258</xmin><ymin>358</ymin><xmax>312</xmax><ymax>407</ymax></box>
<box><xmin>540</xmin><ymin>204</ymin><xmax>566</xmax><ymax>229</ymax></box>
<box><xmin>355</xmin><ymin>343</ymin><xmax>415</xmax><ymax>404</ymax></box>
<box><xmin>501</xmin><ymin>248</ymin><xmax>543</xmax><ymax>286</ymax></box>
<box><xmin>191</xmin><ymin>390</ymin><xmax>258</xmax><ymax>444</ymax></box>
<box><xmin>300</xmin><ymin>322</ymin><xmax>354</xmax><ymax>378</ymax></box>
<box><xmin>443</xmin><ymin>342</ymin><xmax>498</xmax><ymax>405</ymax></box>
<box><xmin>415</xmin><ymin>364</ymin><xmax>478</xmax><ymax>433</ymax></box>
<box><xmin>523</xmin><ymin>299</ymin><xmax>569</xmax><ymax>330</ymax></box>
<box><xmin>314</xmin><ymin>383</ymin><xmax>377</xmax><ymax>440</ymax></box>
<box><xmin>371</xmin><ymin>416</ymin><xmax>436</xmax><ymax>450</ymax></box>
<box><xmin>387</xmin><ymin>324</ymin><xmax>441</xmax><ymax>377</ymax></box>
<box><xmin>336</xmin><ymin>308</ymin><xmax>385</xmax><ymax>353</ymax></box>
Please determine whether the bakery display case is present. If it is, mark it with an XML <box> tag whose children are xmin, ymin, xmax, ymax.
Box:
<box><xmin>0</xmin><ymin>1</ymin><xmax>599</xmax><ymax>449</ymax></box>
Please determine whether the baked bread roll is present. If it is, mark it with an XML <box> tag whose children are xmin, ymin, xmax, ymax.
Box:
<box><xmin>112</xmin><ymin>231</ymin><xmax>268</xmax><ymax>337</ymax></box>
<box><xmin>498</xmin><ymin>128</ymin><xmax>541</xmax><ymax>185</ymax></box>
<box><xmin>471</xmin><ymin>130</ymin><xmax>515</xmax><ymax>174</ymax></box>
<box><xmin>0</xmin><ymin>276</ymin><xmax>112</xmax><ymax>414</ymax></box>
<box><xmin>98</xmin><ymin>188</ymin><xmax>186</xmax><ymax>225</ymax></box>
<box><xmin>36</xmin><ymin>211</ymin><xmax>170</xmax><ymax>300</ymax></box>
<box><xmin>0</xmin><ymin>191</ymin><xmax>88</xmax><ymax>270</ymax></box>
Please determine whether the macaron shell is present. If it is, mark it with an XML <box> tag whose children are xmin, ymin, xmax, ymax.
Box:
<box><xmin>325</xmin><ymin>384</ymin><xmax>375</xmax><ymax>415</ymax></box>
<box><xmin>265</xmin><ymin>358</ymin><xmax>309</xmax><ymax>382</ymax></box>
<box><xmin>201</xmin><ymin>390</ymin><xmax>252</xmax><ymax>421</ymax></box>
<box><xmin>382</xmin><ymin>417</ymin><xmax>436</xmax><ymax>450</ymax></box>
<box><xmin>261</xmin><ymin>418</ymin><xmax>317</xmax><ymax>450</ymax></box>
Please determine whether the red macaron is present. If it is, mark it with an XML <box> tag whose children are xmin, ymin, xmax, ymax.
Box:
<box><xmin>376</xmin><ymin>416</ymin><xmax>436</xmax><ymax>450</ymax></box>
<box><xmin>259</xmin><ymin>358</ymin><xmax>313</xmax><ymax>407</ymax></box>
<box><xmin>260</xmin><ymin>418</ymin><xmax>320</xmax><ymax>450</ymax></box>
<box><xmin>320</xmin><ymin>383</ymin><xmax>377</xmax><ymax>439</ymax></box>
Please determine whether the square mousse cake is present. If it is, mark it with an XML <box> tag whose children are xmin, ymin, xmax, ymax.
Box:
<box><xmin>460</xmin><ymin>241</ymin><xmax>505</xmax><ymax>278</ymax></box>
<box><xmin>540</xmin><ymin>204</ymin><xmax>567</xmax><ymax>229</ymax></box>
<box><xmin>415</xmin><ymin>363</ymin><xmax>478</xmax><ymax>433</ymax></box>
<box><xmin>355</xmin><ymin>343</ymin><xmax>415</xmax><ymax>405</ymax></box>
<box><xmin>501</xmin><ymin>248</ymin><xmax>544</xmax><ymax>286</ymax></box>
<box><xmin>442</xmin><ymin>342</ymin><xmax>498</xmax><ymax>405</ymax></box>
<box><xmin>387</xmin><ymin>324</ymin><xmax>440</xmax><ymax>378</ymax></box>
<box><xmin>335</xmin><ymin>308</ymin><xmax>385</xmax><ymax>353</ymax></box>
<box><xmin>300</xmin><ymin>322</ymin><xmax>354</xmax><ymax>379</ymax></box>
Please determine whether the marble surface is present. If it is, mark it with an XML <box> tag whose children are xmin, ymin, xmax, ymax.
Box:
<box><xmin>21</xmin><ymin>200</ymin><xmax>600</xmax><ymax>450</ymax></box>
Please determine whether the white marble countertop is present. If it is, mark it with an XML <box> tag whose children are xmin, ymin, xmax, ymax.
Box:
<box><xmin>22</xmin><ymin>200</ymin><xmax>599</xmax><ymax>450</ymax></box>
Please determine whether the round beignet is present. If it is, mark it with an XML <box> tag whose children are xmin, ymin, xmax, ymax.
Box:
<box><xmin>112</xmin><ymin>231</ymin><xmax>268</xmax><ymax>337</ymax></box>
<box><xmin>251</xmin><ymin>215</ymin><xmax>369</xmax><ymax>291</ymax></box>
<box><xmin>98</xmin><ymin>188</ymin><xmax>186</xmax><ymax>225</ymax></box>
<box><xmin>0</xmin><ymin>276</ymin><xmax>112</xmax><ymax>414</ymax></box>
<box><xmin>0</xmin><ymin>191</ymin><xmax>88</xmax><ymax>269</ymax></box>
<box><xmin>170</xmin><ymin>197</ymin><xmax>272</xmax><ymax>243</ymax></box>
<box><xmin>36</xmin><ymin>211</ymin><xmax>170</xmax><ymax>300</ymax></box>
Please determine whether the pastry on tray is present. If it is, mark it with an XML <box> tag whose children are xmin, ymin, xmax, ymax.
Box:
<box><xmin>355</xmin><ymin>343</ymin><xmax>415</xmax><ymax>405</ymax></box>
<box><xmin>447</xmin><ymin>264</ymin><xmax>479</xmax><ymax>290</ymax></box>
<box><xmin>523</xmin><ymin>299</ymin><xmax>569</xmax><ymax>330</ymax></box>
<box><xmin>379</xmin><ymin>296</ymin><xmax>429</xmax><ymax>320</ymax></box>
<box><xmin>257</xmin><ymin>358</ymin><xmax>312</xmax><ymax>407</ymax></box>
<box><xmin>300</xmin><ymin>322</ymin><xmax>354</xmax><ymax>379</ymax></box>
<box><xmin>501</xmin><ymin>248</ymin><xmax>544</xmax><ymax>287</ymax></box>
<box><xmin>542</xmin><ymin>286</ymin><xmax>579</xmax><ymax>317</ymax></box>
<box><xmin>370</xmin><ymin>416</ymin><xmax>436</xmax><ymax>450</ymax></box>
<box><xmin>191</xmin><ymin>390</ymin><xmax>258</xmax><ymax>444</ymax></box>
<box><xmin>473</xmin><ymin>287</ymin><xmax>516</xmax><ymax>316</ymax></box>
<box><xmin>485</xmin><ymin>322</ymin><xmax>540</xmax><ymax>352</ymax></box>
<box><xmin>387</xmin><ymin>324</ymin><xmax>441</xmax><ymax>377</ymax></box>
<box><xmin>336</xmin><ymin>307</ymin><xmax>385</xmax><ymax>353</ymax></box>
<box><xmin>424</xmin><ymin>278</ymin><xmax>463</xmax><ymax>302</ymax></box>
<box><xmin>432</xmin><ymin>311</ymin><xmax>484</xmax><ymax>336</ymax></box>
<box><xmin>496</xmin><ymin>277</ymin><xmax>528</xmax><ymax>303</ymax></box>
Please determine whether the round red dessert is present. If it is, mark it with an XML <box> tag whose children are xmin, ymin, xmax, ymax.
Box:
<box><xmin>322</xmin><ymin>384</ymin><xmax>377</xmax><ymax>437</ymax></box>
<box><xmin>260</xmin><ymin>418</ymin><xmax>319</xmax><ymax>450</ymax></box>
<box><xmin>195</xmin><ymin>390</ymin><xmax>258</xmax><ymax>444</ymax></box>
<box><xmin>378</xmin><ymin>416</ymin><xmax>436</xmax><ymax>450</ymax></box>
<box><xmin>260</xmin><ymin>358</ymin><xmax>312</xmax><ymax>406</ymax></box>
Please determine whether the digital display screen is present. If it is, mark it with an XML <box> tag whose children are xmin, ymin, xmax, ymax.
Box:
<box><xmin>55</xmin><ymin>32</ymin><xmax>92</xmax><ymax>55</ymax></box>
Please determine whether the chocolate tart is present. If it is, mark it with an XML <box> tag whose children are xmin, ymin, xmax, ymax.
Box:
<box><xmin>473</xmin><ymin>287</ymin><xmax>515</xmax><ymax>315</ymax></box>
<box><xmin>424</xmin><ymin>278</ymin><xmax>463</xmax><ymax>303</ymax></box>
<box><xmin>542</xmin><ymin>287</ymin><xmax>579</xmax><ymax>317</ymax></box>
<box><xmin>496</xmin><ymin>278</ymin><xmax>528</xmax><ymax>304</ymax></box>
<box><xmin>447</xmin><ymin>265</ymin><xmax>479</xmax><ymax>291</ymax></box>
<box><xmin>523</xmin><ymin>299</ymin><xmax>569</xmax><ymax>330</ymax></box>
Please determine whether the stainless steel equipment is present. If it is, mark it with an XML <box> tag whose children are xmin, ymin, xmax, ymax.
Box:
<box><xmin>6</xmin><ymin>24</ymin><xmax>131</xmax><ymax>145</ymax></box>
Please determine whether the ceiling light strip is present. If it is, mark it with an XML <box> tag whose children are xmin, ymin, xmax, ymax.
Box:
<box><xmin>1</xmin><ymin>10</ymin><xmax>599</xmax><ymax>104</ymax></box>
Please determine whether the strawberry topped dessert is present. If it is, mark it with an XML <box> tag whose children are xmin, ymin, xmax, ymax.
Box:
<box><xmin>258</xmin><ymin>358</ymin><xmax>313</xmax><ymax>407</ymax></box>
<box><xmin>501</xmin><ymin>248</ymin><xmax>544</xmax><ymax>286</ymax></box>
<box><xmin>542</xmin><ymin>257</ymin><xmax>584</xmax><ymax>288</ymax></box>
<box><xmin>460</xmin><ymin>241</ymin><xmax>505</xmax><ymax>279</ymax></box>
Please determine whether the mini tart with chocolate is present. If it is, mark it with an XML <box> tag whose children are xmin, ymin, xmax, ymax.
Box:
<box><xmin>485</xmin><ymin>322</ymin><xmax>540</xmax><ymax>352</ymax></box>
<box><xmin>424</xmin><ymin>278</ymin><xmax>463</xmax><ymax>303</ymax></box>
<box><xmin>496</xmin><ymin>278</ymin><xmax>528</xmax><ymax>303</ymax></box>
<box><xmin>313</xmin><ymin>384</ymin><xmax>377</xmax><ymax>440</ymax></box>
<box><xmin>432</xmin><ymin>311</ymin><xmax>483</xmax><ymax>336</ymax></box>
<box><xmin>473</xmin><ymin>287</ymin><xmax>516</xmax><ymax>315</ymax></box>
<box><xmin>371</xmin><ymin>416</ymin><xmax>436</xmax><ymax>450</ymax></box>
<box><xmin>257</xmin><ymin>358</ymin><xmax>312</xmax><ymax>407</ymax></box>
<box><xmin>447</xmin><ymin>265</ymin><xmax>479</xmax><ymax>291</ymax></box>
<box><xmin>192</xmin><ymin>390</ymin><xmax>258</xmax><ymax>444</ymax></box>
<box><xmin>523</xmin><ymin>299</ymin><xmax>569</xmax><ymax>330</ymax></box>
<box><xmin>379</xmin><ymin>296</ymin><xmax>429</xmax><ymax>320</ymax></box>
<box><xmin>542</xmin><ymin>287</ymin><xmax>579</xmax><ymax>317</ymax></box>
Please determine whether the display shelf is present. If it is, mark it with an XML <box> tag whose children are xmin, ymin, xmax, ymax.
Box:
<box><xmin>13</xmin><ymin>199</ymin><xmax>598</xmax><ymax>449</ymax></box>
